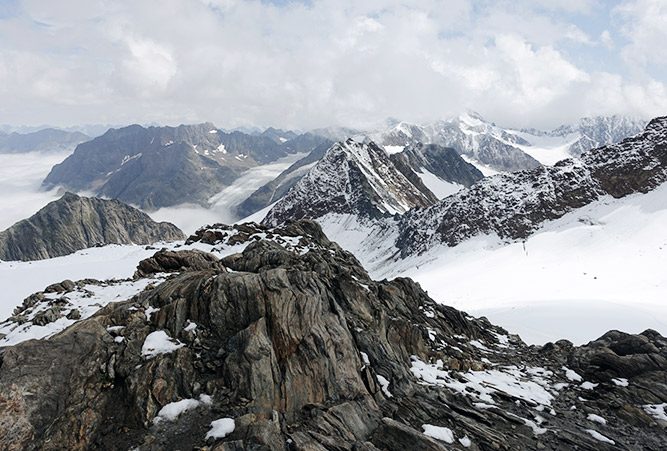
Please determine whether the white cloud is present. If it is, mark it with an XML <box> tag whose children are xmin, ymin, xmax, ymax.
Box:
<box><xmin>615</xmin><ymin>0</ymin><xmax>667</xmax><ymax>68</ymax></box>
<box><xmin>120</xmin><ymin>36</ymin><xmax>177</xmax><ymax>94</ymax></box>
<box><xmin>600</xmin><ymin>30</ymin><xmax>614</xmax><ymax>49</ymax></box>
<box><xmin>0</xmin><ymin>0</ymin><xmax>665</xmax><ymax>130</ymax></box>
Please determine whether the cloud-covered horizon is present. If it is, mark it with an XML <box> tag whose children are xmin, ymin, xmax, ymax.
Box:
<box><xmin>0</xmin><ymin>0</ymin><xmax>666</xmax><ymax>130</ymax></box>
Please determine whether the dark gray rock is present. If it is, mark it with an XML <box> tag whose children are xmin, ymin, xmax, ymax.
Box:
<box><xmin>390</xmin><ymin>142</ymin><xmax>484</xmax><ymax>189</ymax></box>
<box><xmin>41</xmin><ymin>123</ymin><xmax>324</xmax><ymax>209</ymax></box>
<box><xmin>0</xmin><ymin>192</ymin><xmax>184</xmax><ymax>261</ymax></box>
<box><xmin>0</xmin><ymin>222</ymin><xmax>665</xmax><ymax>450</ymax></box>
<box><xmin>263</xmin><ymin>139</ymin><xmax>437</xmax><ymax>226</ymax></box>
<box><xmin>134</xmin><ymin>249</ymin><xmax>223</xmax><ymax>278</ymax></box>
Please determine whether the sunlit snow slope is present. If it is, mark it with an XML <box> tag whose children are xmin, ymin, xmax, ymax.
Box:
<box><xmin>388</xmin><ymin>183</ymin><xmax>667</xmax><ymax>345</ymax></box>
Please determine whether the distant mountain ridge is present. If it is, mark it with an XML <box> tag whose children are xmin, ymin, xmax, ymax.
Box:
<box><xmin>0</xmin><ymin>128</ymin><xmax>89</xmax><ymax>154</ymax></box>
<box><xmin>262</xmin><ymin>116</ymin><xmax>667</xmax><ymax>266</ymax></box>
<box><xmin>369</xmin><ymin>112</ymin><xmax>647</xmax><ymax>174</ymax></box>
<box><xmin>398</xmin><ymin>116</ymin><xmax>666</xmax><ymax>256</ymax></box>
<box><xmin>262</xmin><ymin>138</ymin><xmax>482</xmax><ymax>226</ymax></box>
<box><xmin>0</xmin><ymin>192</ymin><xmax>184</xmax><ymax>261</ymax></box>
<box><xmin>42</xmin><ymin>123</ymin><xmax>328</xmax><ymax>209</ymax></box>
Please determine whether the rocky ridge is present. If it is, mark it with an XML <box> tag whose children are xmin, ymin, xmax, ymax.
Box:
<box><xmin>262</xmin><ymin>139</ymin><xmax>439</xmax><ymax>226</ymax></box>
<box><xmin>236</xmin><ymin>139</ymin><xmax>334</xmax><ymax>218</ymax></box>
<box><xmin>396</xmin><ymin>116</ymin><xmax>667</xmax><ymax>255</ymax></box>
<box><xmin>373</xmin><ymin>113</ymin><xmax>542</xmax><ymax>172</ymax></box>
<box><xmin>0</xmin><ymin>221</ymin><xmax>665</xmax><ymax>450</ymax></box>
<box><xmin>390</xmin><ymin>142</ymin><xmax>484</xmax><ymax>191</ymax></box>
<box><xmin>262</xmin><ymin>116</ymin><xmax>667</xmax><ymax>260</ymax></box>
<box><xmin>0</xmin><ymin>192</ymin><xmax>184</xmax><ymax>261</ymax></box>
<box><xmin>552</xmin><ymin>115</ymin><xmax>647</xmax><ymax>157</ymax></box>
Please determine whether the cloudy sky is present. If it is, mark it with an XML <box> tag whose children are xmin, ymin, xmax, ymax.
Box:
<box><xmin>0</xmin><ymin>0</ymin><xmax>666</xmax><ymax>130</ymax></box>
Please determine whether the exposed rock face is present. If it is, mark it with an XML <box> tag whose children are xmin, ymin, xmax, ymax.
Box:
<box><xmin>390</xmin><ymin>142</ymin><xmax>484</xmax><ymax>189</ymax></box>
<box><xmin>236</xmin><ymin>140</ymin><xmax>333</xmax><ymax>218</ymax></box>
<box><xmin>0</xmin><ymin>128</ymin><xmax>89</xmax><ymax>154</ymax></box>
<box><xmin>397</xmin><ymin>160</ymin><xmax>601</xmax><ymax>254</ymax></box>
<box><xmin>0</xmin><ymin>192</ymin><xmax>184</xmax><ymax>261</ymax></box>
<box><xmin>583</xmin><ymin>116</ymin><xmax>667</xmax><ymax>197</ymax></box>
<box><xmin>42</xmin><ymin>123</ymin><xmax>323</xmax><ymax>209</ymax></box>
<box><xmin>553</xmin><ymin>115</ymin><xmax>647</xmax><ymax>157</ymax></box>
<box><xmin>263</xmin><ymin>139</ymin><xmax>437</xmax><ymax>226</ymax></box>
<box><xmin>0</xmin><ymin>221</ymin><xmax>665</xmax><ymax>450</ymax></box>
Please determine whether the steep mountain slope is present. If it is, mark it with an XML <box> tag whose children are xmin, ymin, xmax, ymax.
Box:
<box><xmin>390</xmin><ymin>143</ymin><xmax>484</xmax><ymax>198</ymax></box>
<box><xmin>0</xmin><ymin>128</ymin><xmax>89</xmax><ymax>154</ymax></box>
<box><xmin>0</xmin><ymin>192</ymin><xmax>184</xmax><ymax>261</ymax></box>
<box><xmin>0</xmin><ymin>222</ymin><xmax>665</xmax><ymax>450</ymax></box>
<box><xmin>396</xmin><ymin>116</ymin><xmax>667</xmax><ymax>256</ymax></box>
<box><xmin>373</xmin><ymin>113</ymin><xmax>646</xmax><ymax>173</ymax></box>
<box><xmin>263</xmin><ymin>139</ymin><xmax>437</xmax><ymax>225</ymax></box>
<box><xmin>42</xmin><ymin>124</ymin><xmax>322</xmax><ymax>209</ymax></box>
<box><xmin>236</xmin><ymin>139</ymin><xmax>333</xmax><ymax>218</ymax></box>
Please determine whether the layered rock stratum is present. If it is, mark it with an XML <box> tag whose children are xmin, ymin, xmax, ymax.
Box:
<box><xmin>0</xmin><ymin>192</ymin><xmax>184</xmax><ymax>261</ymax></box>
<box><xmin>0</xmin><ymin>221</ymin><xmax>664</xmax><ymax>450</ymax></box>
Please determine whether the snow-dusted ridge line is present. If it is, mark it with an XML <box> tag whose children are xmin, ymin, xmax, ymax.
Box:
<box><xmin>396</xmin><ymin>115</ymin><xmax>667</xmax><ymax>256</ymax></box>
<box><xmin>372</xmin><ymin>112</ymin><xmax>647</xmax><ymax>172</ymax></box>
<box><xmin>263</xmin><ymin>138</ymin><xmax>436</xmax><ymax>226</ymax></box>
<box><xmin>0</xmin><ymin>274</ymin><xmax>167</xmax><ymax>347</ymax></box>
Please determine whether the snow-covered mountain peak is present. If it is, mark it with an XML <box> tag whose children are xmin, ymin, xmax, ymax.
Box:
<box><xmin>263</xmin><ymin>139</ymin><xmax>437</xmax><ymax>226</ymax></box>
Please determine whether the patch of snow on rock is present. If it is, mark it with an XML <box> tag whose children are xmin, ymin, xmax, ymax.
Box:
<box><xmin>206</xmin><ymin>418</ymin><xmax>235</xmax><ymax>440</ymax></box>
<box><xmin>422</xmin><ymin>424</ymin><xmax>455</xmax><ymax>443</ymax></box>
<box><xmin>141</xmin><ymin>330</ymin><xmax>184</xmax><ymax>358</ymax></box>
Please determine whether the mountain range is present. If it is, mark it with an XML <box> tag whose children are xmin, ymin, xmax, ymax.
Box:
<box><xmin>0</xmin><ymin>114</ymin><xmax>665</xmax><ymax>449</ymax></box>
<box><xmin>0</xmin><ymin>128</ymin><xmax>89</xmax><ymax>154</ymax></box>
<box><xmin>42</xmin><ymin>123</ymin><xmax>329</xmax><ymax>209</ymax></box>
<box><xmin>263</xmin><ymin>116</ymin><xmax>667</xmax><ymax>269</ymax></box>
<box><xmin>32</xmin><ymin>113</ymin><xmax>646</xmax><ymax>221</ymax></box>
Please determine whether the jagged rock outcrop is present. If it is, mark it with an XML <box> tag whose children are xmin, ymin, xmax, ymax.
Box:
<box><xmin>373</xmin><ymin>113</ymin><xmax>542</xmax><ymax>173</ymax></box>
<box><xmin>582</xmin><ymin>116</ymin><xmax>667</xmax><ymax>197</ymax></box>
<box><xmin>263</xmin><ymin>139</ymin><xmax>437</xmax><ymax>226</ymax></box>
<box><xmin>552</xmin><ymin>115</ymin><xmax>647</xmax><ymax>157</ymax></box>
<box><xmin>0</xmin><ymin>221</ymin><xmax>665</xmax><ymax>450</ymax></box>
<box><xmin>0</xmin><ymin>192</ymin><xmax>184</xmax><ymax>261</ymax></box>
<box><xmin>0</xmin><ymin>128</ymin><xmax>89</xmax><ymax>154</ymax></box>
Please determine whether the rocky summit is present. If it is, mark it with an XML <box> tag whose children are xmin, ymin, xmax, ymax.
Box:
<box><xmin>0</xmin><ymin>221</ymin><xmax>665</xmax><ymax>450</ymax></box>
<box><xmin>0</xmin><ymin>192</ymin><xmax>184</xmax><ymax>261</ymax></box>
